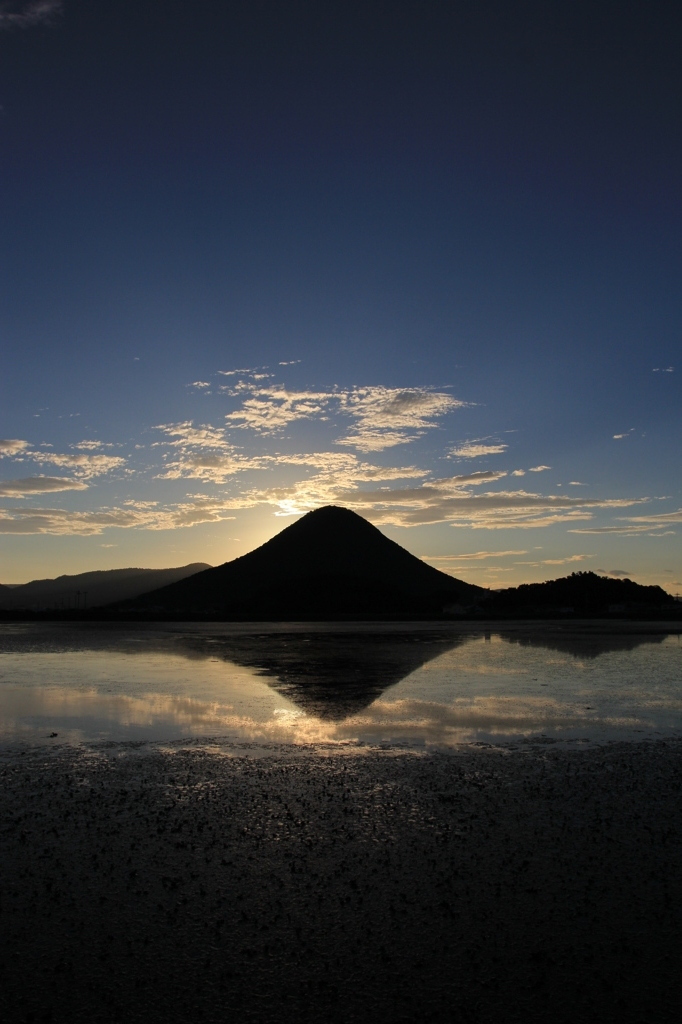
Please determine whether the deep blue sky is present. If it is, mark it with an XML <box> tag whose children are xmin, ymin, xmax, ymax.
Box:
<box><xmin>1</xmin><ymin>0</ymin><xmax>680</xmax><ymax>588</ymax></box>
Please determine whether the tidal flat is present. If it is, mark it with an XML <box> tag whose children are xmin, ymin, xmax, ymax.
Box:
<box><xmin>1</xmin><ymin>623</ymin><xmax>681</xmax><ymax>1022</ymax></box>
<box><xmin>1</xmin><ymin>739</ymin><xmax>681</xmax><ymax>1024</ymax></box>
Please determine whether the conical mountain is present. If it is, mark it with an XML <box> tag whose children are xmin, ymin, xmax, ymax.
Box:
<box><xmin>122</xmin><ymin>505</ymin><xmax>484</xmax><ymax>619</ymax></box>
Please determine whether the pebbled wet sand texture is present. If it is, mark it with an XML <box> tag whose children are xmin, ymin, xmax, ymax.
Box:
<box><xmin>1</xmin><ymin>739</ymin><xmax>681</xmax><ymax>1023</ymax></box>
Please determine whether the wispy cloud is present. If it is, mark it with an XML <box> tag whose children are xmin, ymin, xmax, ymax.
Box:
<box><xmin>156</xmin><ymin>453</ymin><xmax>267</xmax><ymax>483</ymax></box>
<box><xmin>220</xmin><ymin>380</ymin><xmax>465</xmax><ymax>450</ymax></box>
<box><xmin>224</xmin><ymin>386</ymin><xmax>333</xmax><ymax>433</ymax></box>
<box><xmin>218</xmin><ymin>367</ymin><xmax>262</xmax><ymax>377</ymax></box>
<box><xmin>247</xmin><ymin>466</ymin><xmax>642</xmax><ymax>529</ymax></box>
<box><xmin>27</xmin><ymin>451</ymin><xmax>126</xmax><ymax>479</ymax></box>
<box><xmin>337</xmin><ymin>386</ymin><xmax>465</xmax><ymax>450</ymax></box>
<box><xmin>0</xmin><ymin>1</ymin><xmax>61</xmax><ymax>30</ymax></box>
<box><xmin>156</xmin><ymin>421</ymin><xmax>231</xmax><ymax>450</ymax></box>
<box><xmin>73</xmin><ymin>440</ymin><xmax>115</xmax><ymax>451</ymax></box>
<box><xmin>0</xmin><ymin>497</ymin><xmax>240</xmax><ymax>535</ymax></box>
<box><xmin>154</xmin><ymin>421</ymin><xmax>267</xmax><ymax>483</ymax></box>
<box><xmin>596</xmin><ymin>568</ymin><xmax>631</xmax><ymax>577</ymax></box>
<box><xmin>1</xmin><ymin>440</ymin><xmax>124</xmax><ymax>479</ymax></box>
<box><xmin>0</xmin><ymin>439</ymin><xmax>30</xmax><ymax>457</ymax></box>
<box><xmin>0</xmin><ymin>476</ymin><xmax>89</xmax><ymax>498</ymax></box>
<box><xmin>351</xmin><ymin>492</ymin><xmax>639</xmax><ymax>531</ymax></box>
<box><xmin>450</xmin><ymin>441</ymin><xmax>507</xmax><ymax>458</ymax></box>
<box><xmin>239</xmin><ymin>454</ymin><xmax>429</xmax><ymax>518</ymax></box>
<box><xmin>335</xmin><ymin>429</ymin><xmax>421</xmax><ymax>452</ymax></box>
<box><xmin>515</xmin><ymin>554</ymin><xmax>590</xmax><ymax>566</ymax></box>
<box><xmin>570</xmin><ymin>508</ymin><xmax>682</xmax><ymax>535</ymax></box>
<box><xmin>653</xmin><ymin>367</ymin><xmax>674</xmax><ymax>373</ymax></box>
<box><xmin>2</xmin><ymin>371</ymin><xmax>671</xmax><ymax>543</ymax></box>
<box><xmin>422</xmin><ymin>550</ymin><xmax>528</xmax><ymax>562</ymax></box>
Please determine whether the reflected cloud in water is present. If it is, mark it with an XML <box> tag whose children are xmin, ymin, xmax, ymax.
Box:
<box><xmin>0</xmin><ymin>623</ymin><xmax>679</xmax><ymax>747</ymax></box>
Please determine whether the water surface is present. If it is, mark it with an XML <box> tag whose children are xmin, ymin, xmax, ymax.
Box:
<box><xmin>0</xmin><ymin>622</ymin><xmax>680</xmax><ymax>749</ymax></box>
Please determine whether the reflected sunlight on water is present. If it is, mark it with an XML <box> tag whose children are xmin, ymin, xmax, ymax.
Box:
<box><xmin>0</xmin><ymin>624</ymin><xmax>680</xmax><ymax>748</ymax></box>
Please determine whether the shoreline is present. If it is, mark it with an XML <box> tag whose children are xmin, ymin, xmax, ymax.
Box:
<box><xmin>2</xmin><ymin>737</ymin><xmax>681</xmax><ymax>1022</ymax></box>
<box><xmin>2</xmin><ymin>610</ymin><xmax>682</xmax><ymax>625</ymax></box>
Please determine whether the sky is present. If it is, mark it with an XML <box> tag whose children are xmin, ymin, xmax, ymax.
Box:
<box><xmin>0</xmin><ymin>0</ymin><xmax>680</xmax><ymax>590</ymax></box>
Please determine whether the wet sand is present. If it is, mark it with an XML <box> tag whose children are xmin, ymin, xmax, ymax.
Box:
<box><xmin>1</xmin><ymin>739</ymin><xmax>681</xmax><ymax>1023</ymax></box>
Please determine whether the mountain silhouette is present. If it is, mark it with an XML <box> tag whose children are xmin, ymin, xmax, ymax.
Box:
<box><xmin>0</xmin><ymin>564</ymin><xmax>210</xmax><ymax>611</ymax></box>
<box><xmin>485</xmin><ymin>571</ymin><xmax>676</xmax><ymax>618</ymax></box>
<box><xmin>120</xmin><ymin>506</ymin><xmax>484</xmax><ymax>620</ymax></box>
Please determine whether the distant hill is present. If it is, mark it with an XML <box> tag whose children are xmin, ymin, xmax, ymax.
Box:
<box><xmin>0</xmin><ymin>564</ymin><xmax>210</xmax><ymax>611</ymax></box>
<box><xmin>483</xmin><ymin>571</ymin><xmax>676</xmax><ymax>618</ymax></box>
<box><xmin>118</xmin><ymin>506</ymin><xmax>484</xmax><ymax>620</ymax></box>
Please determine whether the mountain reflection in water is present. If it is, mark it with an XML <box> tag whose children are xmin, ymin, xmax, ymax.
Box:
<box><xmin>165</xmin><ymin>626</ymin><xmax>672</xmax><ymax>720</ymax></box>
<box><xmin>1</xmin><ymin>623</ymin><xmax>679</xmax><ymax>746</ymax></box>
<box><xmin>497</xmin><ymin>629</ymin><xmax>668</xmax><ymax>660</ymax></box>
<box><xmin>169</xmin><ymin>631</ymin><xmax>469</xmax><ymax>720</ymax></box>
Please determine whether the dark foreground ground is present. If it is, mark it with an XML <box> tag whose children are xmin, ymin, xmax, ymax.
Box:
<box><xmin>1</xmin><ymin>740</ymin><xmax>681</xmax><ymax>1024</ymax></box>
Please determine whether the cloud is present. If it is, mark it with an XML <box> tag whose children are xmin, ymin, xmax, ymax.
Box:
<box><xmin>157</xmin><ymin>453</ymin><xmax>267</xmax><ymax>483</ymax></box>
<box><xmin>265</xmin><ymin>451</ymin><xmax>427</xmax><ymax>480</ymax></box>
<box><xmin>340</xmin><ymin>386</ymin><xmax>464</xmax><ymax>428</ymax></box>
<box><xmin>1</xmin><ymin>441</ymin><xmax>124</xmax><ymax>478</ymax></box>
<box><xmin>73</xmin><ymin>440</ymin><xmax>114</xmax><ymax>451</ymax></box>
<box><xmin>450</xmin><ymin>442</ymin><xmax>508</xmax><ymax>458</ymax></box>
<box><xmin>0</xmin><ymin>476</ymin><xmax>89</xmax><ymax>497</ymax></box>
<box><xmin>653</xmin><ymin>367</ymin><xmax>674</xmax><ymax>373</ymax></box>
<box><xmin>225</xmin><ymin>386</ymin><xmax>333</xmax><ymax>433</ymax></box>
<box><xmin>349</xmin><ymin>489</ymin><xmax>639</xmax><ymax>530</ymax></box>
<box><xmin>337</xmin><ymin>386</ymin><xmax>465</xmax><ymax>450</ymax></box>
<box><xmin>0</xmin><ymin>1</ymin><xmax>61</xmax><ymax>29</ymax></box>
<box><xmin>279</xmin><ymin>360</ymin><xmax>301</xmax><ymax>366</ymax></box>
<box><xmin>221</xmin><ymin>381</ymin><xmax>464</xmax><ymax>450</ymax></box>
<box><xmin>27</xmin><ymin>451</ymin><xmax>126</xmax><ymax>479</ymax></box>
<box><xmin>239</xmin><ymin>453</ymin><xmax>430</xmax><ymax>517</ymax></box>
<box><xmin>335</xmin><ymin>429</ymin><xmax>420</xmax><ymax>452</ymax></box>
<box><xmin>188</xmin><ymin>381</ymin><xmax>211</xmax><ymax>389</ymax></box>
<box><xmin>0</xmin><ymin>496</ymin><xmax>239</xmax><ymax>535</ymax></box>
<box><xmin>569</xmin><ymin>481</ymin><xmax>587</xmax><ymax>486</ymax></box>
<box><xmin>248</xmin><ymin>465</ymin><xmax>642</xmax><ymax>529</ymax></box>
<box><xmin>154</xmin><ymin>421</ymin><xmax>268</xmax><ymax>483</ymax></box>
<box><xmin>4</xmin><ymin>371</ymin><xmax>668</xmax><ymax>544</ymax></box>
<box><xmin>0</xmin><ymin>439</ymin><xmax>30</xmax><ymax>457</ymax></box>
<box><xmin>514</xmin><ymin>554</ymin><xmax>590</xmax><ymax>567</ymax></box>
<box><xmin>153</xmin><ymin>421</ymin><xmax>430</xmax><ymax>487</ymax></box>
<box><xmin>422</xmin><ymin>550</ymin><xmax>528</xmax><ymax>562</ymax></box>
<box><xmin>596</xmin><ymin>568</ymin><xmax>631</xmax><ymax>577</ymax></box>
<box><xmin>569</xmin><ymin>508</ymin><xmax>682</xmax><ymax>535</ymax></box>
<box><xmin>156</xmin><ymin>421</ymin><xmax>231</xmax><ymax>450</ymax></box>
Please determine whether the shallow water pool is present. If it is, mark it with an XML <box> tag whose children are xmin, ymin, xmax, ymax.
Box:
<box><xmin>0</xmin><ymin>621</ymin><xmax>680</xmax><ymax>748</ymax></box>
